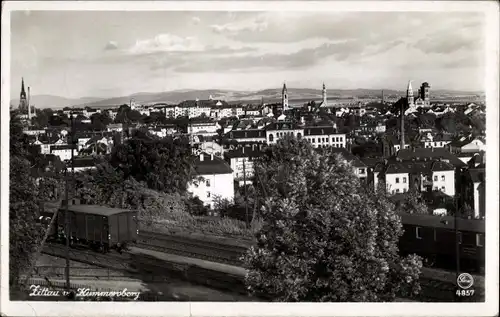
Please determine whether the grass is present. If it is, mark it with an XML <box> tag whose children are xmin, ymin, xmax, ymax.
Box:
<box><xmin>139</xmin><ymin>211</ymin><xmax>261</xmax><ymax>241</ymax></box>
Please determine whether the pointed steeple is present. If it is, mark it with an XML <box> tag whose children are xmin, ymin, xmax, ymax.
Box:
<box><xmin>20</xmin><ymin>77</ymin><xmax>27</xmax><ymax>100</ymax></box>
<box><xmin>407</xmin><ymin>80</ymin><xmax>413</xmax><ymax>96</ymax></box>
<box><xmin>282</xmin><ymin>82</ymin><xmax>287</xmax><ymax>93</ymax></box>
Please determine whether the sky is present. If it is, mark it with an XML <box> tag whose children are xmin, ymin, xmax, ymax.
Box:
<box><xmin>10</xmin><ymin>10</ymin><xmax>486</xmax><ymax>99</ymax></box>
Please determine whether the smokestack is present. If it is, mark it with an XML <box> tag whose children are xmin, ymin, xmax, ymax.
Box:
<box><xmin>28</xmin><ymin>87</ymin><xmax>32</xmax><ymax>121</ymax></box>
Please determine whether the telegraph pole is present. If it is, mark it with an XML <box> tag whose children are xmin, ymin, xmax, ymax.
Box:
<box><xmin>243</xmin><ymin>158</ymin><xmax>249</xmax><ymax>228</ymax></box>
<box><xmin>65</xmin><ymin>111</ymin><xmax>75</xmax><ymax>291</ymax></box>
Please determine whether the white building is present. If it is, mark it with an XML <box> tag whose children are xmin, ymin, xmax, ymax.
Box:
<box><xmin>188</xmin><ymin>121</ymin><xmax>220</xmax><ymax>135</ymax></box>
<box><xmin>303</xmin><ymin>126</ymin><xmax>346</xmax><ymax>149</ymax></box>
<box><xmin>187</xmin><ymin>153</ymin><xmax>235</xmax><ymax>209</ymax></box>
<box><xmin>50</xmin><ymin>145</ymin><xmax>78</xmax><ymax>161</ymax></box>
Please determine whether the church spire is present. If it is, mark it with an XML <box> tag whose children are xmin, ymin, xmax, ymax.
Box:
<box><xmin>322</xmin><ymin>82</ymin><xmax>327</xmax><ymax>106</ymax></box>
<box><xmin>20</xmin><ymin>77</ymin><xmax>26</xmax><ymax>100</ymax></box>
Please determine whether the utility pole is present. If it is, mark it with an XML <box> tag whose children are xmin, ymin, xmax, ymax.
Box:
<box><xmin>455</xmin><ymin>181</ymin><xmax>461</xmax><ymax>302</ymax></box>
<box><xmin>243</xmin><ymin>158</ymin><xmax>249</xmax><ymax>228</ymax></box>
<box><xmin>65</xmin><ymin>111</ymin><xmax>75</xmax><ymax>291</ymax></box>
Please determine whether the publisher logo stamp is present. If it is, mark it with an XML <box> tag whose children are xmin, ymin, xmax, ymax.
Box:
<box><xmin>457</xmin><ymin>273</ymin><xmax>474</xmax><ymax>289</ymax></box>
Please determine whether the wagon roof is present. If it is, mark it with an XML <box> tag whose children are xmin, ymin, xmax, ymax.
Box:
<box><xmin>63</xmin><ymin>204</ymin><xmax>134</xmax><ymax>216</ymax></box>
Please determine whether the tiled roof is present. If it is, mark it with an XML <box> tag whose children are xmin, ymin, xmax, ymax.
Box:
<box><xmin>265</xmin><ymin>122</ymin><xmax>302</xmax><ymax>131</ymax></box>
<box><xmin>226</xmin><ymin>129</ymin><xmax>266</xmax><ymax>139</ymax></box>
<box><xmin>193</xmin><ymin>153</ymin><xmax>233</xmax><ymax>175</ymax></box>
<box><xmin>396</xmin><ymin>148</ymin><xmax>466</xmax><ymax>168</ymax></box>
<box><xmin>304</xmin><ymin>126</ymin><xmax>339</xmax><ymax>136</ymax></box>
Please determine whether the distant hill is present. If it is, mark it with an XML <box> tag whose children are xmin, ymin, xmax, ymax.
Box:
<box><xmin>10</xmin><ymin>95</ymin><xmax>104</xmax><ymax>109</ymax></box>
<box><xmin>11</xmin><ymin>88</ymin><xmax>483</xmax><ymax>110</ymax></box>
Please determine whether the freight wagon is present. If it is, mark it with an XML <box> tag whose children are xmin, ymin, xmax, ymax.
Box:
<box><xmin>44</xmin><ymin>200</ymin><xmax>138</xmax><ymax>253</ymax></box>
<box><xmin>399</xmin><ymin>213</ymin><xmax>485</xmax><ymax>273</ymax></box>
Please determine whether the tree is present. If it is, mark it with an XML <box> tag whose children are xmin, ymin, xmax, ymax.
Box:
<box><xmin>245</xmin><ymin>136</ymin><xmax>422</xmax><ymax>301</ymax></box>
<box><xmin>402</xmin><ymin>189</ymin><xmax>429</xmax><ymax>215</ymax></box>
<box><xmin>9</xmin><ymin>112</ymin><xmax>46</xmax><ymax>288</ymax></box>
<box><xmin>109</xmin><ymin>131</ymin><xmax>195</xmax><ymax>193</ymax></box>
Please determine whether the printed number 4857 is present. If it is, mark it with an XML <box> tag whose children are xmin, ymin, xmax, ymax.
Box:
<box><xmin>456</xmin><ymin>289</ymin><xmax>475</xmax><ymax>297</ymax></box>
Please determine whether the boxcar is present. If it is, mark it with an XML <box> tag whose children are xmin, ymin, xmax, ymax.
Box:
<box><xmin>399</xmin><ymin>213</ymin><xmax>485</xmax><ymax>272</ymax></box>
<box><xmin>54</xmin><ymin>203</ymin><xmax>138</xmax><ymax>253</ymax></box>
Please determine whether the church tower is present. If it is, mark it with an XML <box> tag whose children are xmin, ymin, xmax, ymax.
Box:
<box><xmin>19</xmin><ymin>78</ymin><xmax>29</xmax><ymax>114</ymax></box>
<box><xmin>322</xmin><ymin>82</ymin><xmax>327</xmax><ymax>106</ymax></box>
<box><xmin>282</xmin><ymin>82</ymin><xmax>288</xmax><ymax>111</ymax></box>
<box><xmin>406</xmin><ymin>80</ymin><xmax>414</xmax><ymax>107</ymax></box>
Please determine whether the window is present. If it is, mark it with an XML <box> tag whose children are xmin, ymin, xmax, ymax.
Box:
<box><xmin>441</xmin><ymin>186</ymin><xmax>445</xmax><ymax>191</ymax></box>
<box><xmin>360</xmin><ymin>168</ymin><xmax>365</xmax><ymax>174</ymax></box>
<box><xmin>476</xmin><ymin>234</ymin><xmax>484</xmax><ymax>247</ymax></box>
<box><xmin>206</xmin><ymin>179</ymin><xmax>211</xmax><ymax>187</ymax></box>
<box><xmin>434</xmin><ymin>175</ymin><xmax>438</xmax><ymax>181</ymax></box>
<box><xmin>396</xmin><ymin>177</ymin><xmax>400</xmax><ymax>183</ymax></box>
<box><xmin>312</xmin><ymin>138</ymin><xmax>316</xmax><ymax>143</ymax></box>
<box><xmin>416</xmin><ymin>227</ymin><xmax>422</xmax><ymax>239</ymax></box>
<box><xmin>441</xmin><ymin>175</ymin><xmax>445</xmax><ymax>181</ymax></box>
<box><xmin>268</xmin><ymin>134</ymin><xmax>274</xmax><ymax>142</ymax></box>
<box><xmin>403</xmin><ymin>177</ymin><xmax>407</xmax><ymax>183</ymax></box>
<box><xmin>207</xmin><ymin>192</ymin><xmax>211</xmax><ymax>198</ymax></box>
<box><xmin>396</xmin><ymin>189</ymin><xmax>400</xmax><ymax>193</ymax></box>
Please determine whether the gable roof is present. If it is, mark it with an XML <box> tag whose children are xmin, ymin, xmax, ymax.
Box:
<box><xmin>193</xmin><ymin>153</ymin><xmax>233</xmax><ymax>175</ymax></box>
<box><xmin>396</xmin><ymin>148</ymin><xmax>466</xmax><ymax>168</ymax></box>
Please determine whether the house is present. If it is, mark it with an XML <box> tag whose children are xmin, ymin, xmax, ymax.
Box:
<box><xmin>303</xmin><ymin>126</ymin><xmax>346</xmax><ymax>149</ymax></box>
<box><xmin>224</xmin><ymin>145</ymin><xmax>264</xmax><ymax>186</ymax></box>
<box><xmin>417</xmin><ymin>132</ymin><xmax>453</xmax><ymax>149</ymax></box>
<box><xmin>187</xmin><ymin>153</ymin><xmax>234</xmax><ymax>209</ymax></box>
<box><xmin>396</xmin><ymin>148</ymin><xmax>467</xmax><ymax>169</ymax></box>
<box><xmin>187</xmin><ymin>121</ymin><xmax>220</xmax><ymax>136</ymax></box>
<box><xmin>226</xmin><ymin>129</ymin><xmax>267</xmax><ymax>143</ymax></box>
<box><xmin>373</xmin><ymin>159</ymin><xmax>455</xmax><ymax>196</ymax></box>
<box><xmin>265</xmin><ymin>122</ymin><xmax>304</xmax><ymax>144</ymax></box>
<box><xmin>448</xmin><ymin>137</ymin><xmax>485</xmax><ymax>153</ymax></box>
<box><xmin>107</xmin><ymin>123</ymin><xmax>123</xmax><ymax>132</ymax></box>
<box><xmin>50</xmin><ymin>145</ymin><xmax>77</xmax><ymax>161</ymax></box>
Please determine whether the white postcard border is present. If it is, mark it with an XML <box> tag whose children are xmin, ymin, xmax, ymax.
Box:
<box><xmin>1</xmin><ymin>1</ymin><xmax>499</xmax><ymax>317</ymax></box>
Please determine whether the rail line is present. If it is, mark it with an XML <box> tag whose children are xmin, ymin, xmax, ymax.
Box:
<box><xmin>136</xmin><ymin>231</ymin><xmax>248</xmax><ymax>266</ymax></box>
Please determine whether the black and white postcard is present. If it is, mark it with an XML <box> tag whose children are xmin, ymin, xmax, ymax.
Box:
<box><xmin>1</xmin><ymin>1</ymin><xmax>499</xmax><ymax>316</ymax></box>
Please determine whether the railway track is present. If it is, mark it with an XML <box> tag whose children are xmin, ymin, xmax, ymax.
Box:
<box><xmin>136</xmin><ymin>231</ymin><xmax>248</xmax><ymax>267</ymax></box>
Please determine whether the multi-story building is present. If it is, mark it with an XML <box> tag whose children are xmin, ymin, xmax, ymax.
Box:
<box><xmin>303</xmin><ymin>126</ymin><xmax>346</xmax><ymax>149</ymax></box>
<box><xmin>50</xmin><ymin>145</ymin><xmax>77</xmax><ymax>161</ymax></box>
<box><xmin>226</xmin><ymin>129</ymin><xmax>267</xmax><ymax>143</ymax></box>
<box><xmin>224</xmin><ymin>145</ymin><xmax>263</xmax><ymax>186</ymax></box>
<box><xmin>187</xmin><ymin>121</ymin><xmax>220</xmax><ymax>135</ymax></box>
<box><xmin>265</xmin><ymin>122</ymin><xmax>304</xmax><ymax>144</ymax></box>
<box><xmin>187</xmin><ymin>153</ymin><xmax>235</xmax><ymax>209</ymax></box>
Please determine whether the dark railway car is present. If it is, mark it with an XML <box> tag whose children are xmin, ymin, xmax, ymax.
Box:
<box><xmin>399</xmin><ymin>213</ymin><xmax>485</xmax><ymax>272</ymax></box>
<box><xmin>47</xmin><ymin>201</ymin><xmax>138</xmax><ymax>253</ymax></box>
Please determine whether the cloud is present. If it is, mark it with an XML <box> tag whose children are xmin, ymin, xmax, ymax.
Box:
<box><xmin>128</xmin><ymin>34</ymin><xmax>205</xmax><ymax>54</ymax></box>
<box><xmin>104</xmin><ymin>41</ymin><xmax>118</xmax><ymax>50</ymax></box>
<box><xmin>192</xmin><ymin>16</ymin><xmax>201</xmax><ymax>25</ymax></box>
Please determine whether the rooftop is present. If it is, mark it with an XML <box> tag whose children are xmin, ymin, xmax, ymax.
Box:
<box><xmin>193</xmin><ymin>153</ymin><xmax>233</xmax><ymax>175</ymax></box>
